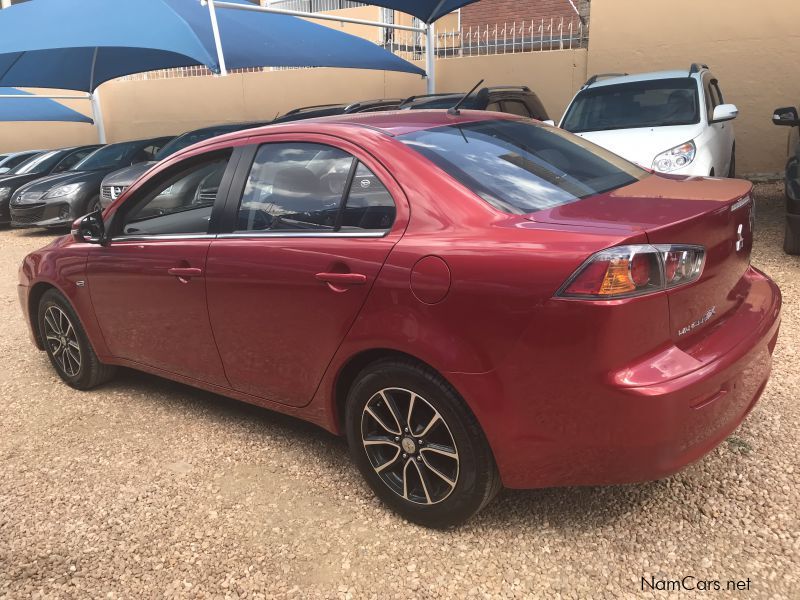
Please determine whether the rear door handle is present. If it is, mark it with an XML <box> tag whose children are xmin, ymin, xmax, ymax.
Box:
<box><xmin>315</xmin><ymin>272</ymin><xmax>367</xmax><ymax>285</ymax></box>
<box><xmin>168</xmin><ymin>267</ymin><xmax>203</xmax><ymax>281</ymax></box>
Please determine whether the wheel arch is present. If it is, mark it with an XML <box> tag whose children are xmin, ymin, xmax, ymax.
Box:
<box><xmin>332</xmin><ymin>348</ymin><xmax>476</xmax><ymax>437</ymax></box>
<box><xmin>28</xmin><ymin>281</ymin><xmax>58</xmax><ymax>350</ymax></box>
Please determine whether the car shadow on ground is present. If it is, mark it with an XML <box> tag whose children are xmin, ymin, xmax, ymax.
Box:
<box><xmin>101</xmin><ymin>367</ymin><xmax>664</xmax><ymax>531</ymax></box>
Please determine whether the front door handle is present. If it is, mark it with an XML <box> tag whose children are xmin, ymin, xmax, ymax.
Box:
<box><xmin>315</xmin><ymin>272</ymin><xmax>367</xmax><ymax>286</ymax></box>
<box><xmin>168</xmin><ymin>267</ymin><xmax>202</xmax><ymax>282</ymax></box>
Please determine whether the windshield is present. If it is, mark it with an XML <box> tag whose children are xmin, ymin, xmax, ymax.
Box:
<box><xmin>7</xmin><ymin>150</ymin><xmax>60</xmax><ymax>175</ymax></box>
<box><xmin>399</xmin><ymin>119</ymin><xmax>646</xmax><ymax>214</ymax></box>
<box><xmin>562</xmin><ymin>78</ymin><xmax>701</xmax><ymax>133</ymax></box>
<box><xmin>72</xmin><ymin>141</ymin><xmax>149</xmax><ymax>171</ymax></box>
<box><xmin>155</xmin><ymin>127</ymin><xmax>236</xmax><ymax>160</ymax></box>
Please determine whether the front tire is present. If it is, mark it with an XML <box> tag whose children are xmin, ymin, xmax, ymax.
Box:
<box><xmin>38</xmin><ymin>289</ymin><xmax>116</xmax><ymax>390</ymax></box>
<box><xmin>728</xmin><ymin>147</ymin><xmax>736</xmax><ymax>178</ymax></box>
<box><xmin>345</xmin><ymin>358</ymin><xmax>500</xmax><ymax>528</ymax></box>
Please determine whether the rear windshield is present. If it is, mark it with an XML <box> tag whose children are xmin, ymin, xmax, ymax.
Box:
<box><xmin>399</xmin><ymin>119</ymin><xmax>646</xmax><ymax>214</ymax></box>
<box><xmin>562</xmin><ymin>78</ymin><xmax>701</xmax><ymax>133</ymax></box>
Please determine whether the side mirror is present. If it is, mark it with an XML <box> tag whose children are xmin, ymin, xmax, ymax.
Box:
<box><xmin>71</xmin><ymin>209</ymin><xmax>106</xmax><ymax>244</ymax></box>
<box><xmin>711</xmin><ymin>103</ymin><xmax>738</xmax><ymax>123</ymax></box>
<box><xmin>772</xmin><ymin>106</ymin><xmax>800</xmax><ymax>127</ymax></box>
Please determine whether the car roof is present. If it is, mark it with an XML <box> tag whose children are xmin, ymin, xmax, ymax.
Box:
<box><xmin>588</xmin><ymin>70</ymin><xmax>700</xmax><ymax>89</ymax></box>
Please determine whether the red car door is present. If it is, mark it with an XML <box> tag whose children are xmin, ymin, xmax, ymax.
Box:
<box><xmin>86</xmin><ymin>150</ymin><xmax>239</xmax><ymax>386</ymax></box>
<box><xmin>205</xmin><ymin>136</ymin><xmax>408</xmax><ymax>407</ymax></box>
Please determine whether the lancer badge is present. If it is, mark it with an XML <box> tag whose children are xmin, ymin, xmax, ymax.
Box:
<box><xmin>678</xmin><ymin>306</ymin><xmax>717</xmax><ymax>337</ymax></box>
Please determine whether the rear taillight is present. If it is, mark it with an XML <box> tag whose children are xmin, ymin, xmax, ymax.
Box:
<box><xmin>557</xmin><ymin>244</ymin><xmax>705</xmax><ymax>299</ymax></box>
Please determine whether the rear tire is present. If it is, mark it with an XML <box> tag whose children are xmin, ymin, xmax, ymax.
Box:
<box><xmin>38</xmin><ymin>289</ymin><xmax>116</xmax><ymax>390</ymax></box>
<box><xmin>345</xmin><ymin>358</ymin><xmax>501</xmax><ymax>528</ymax></box>
<box><xmin>785</xmin><ymin>214</ymin><xmax>800</xmax><ymax>255</ymax></box>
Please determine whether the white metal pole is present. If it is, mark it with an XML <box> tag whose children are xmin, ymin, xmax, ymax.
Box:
<box><xmin>206</xmin><ymin>0</ymin><xmax>228</xmax><ymax>76</ymax></box>
<box><xmin>91</xmin><ymin>89</ymin><xmax>107</xmax><ymax>144</ymax></box>
<box><xmin>425</xmin><ymin>23</ymin><xmax>436</xmax><ymax>94</ymax></box>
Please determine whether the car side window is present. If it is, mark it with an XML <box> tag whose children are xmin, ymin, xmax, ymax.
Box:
<box><xmin>54</xmin><ymin>148</ymin><xmax>93</xmax><ymax>172</ymax></box>
<box><xmin>502</xmin><ymin>100</ymin><xmax>532</xmax><ymax>117</ymax></box>
<box><xmin>340</xmin><ymin>163</ymin><xmax>396</xmax><ymax>232</ymax></box>
<box><xmin>486</xmin><ymin>101</ymin><xmax>502</xmax><ymax>112</ymax></box>
<box><xmin>119</xmin><ymin>157</ymin><xmax>229</xmax><ymax>236</ymax></box>
<box><xmin>237</xmin><ymin>143</ymin><xmax>353</xmax><ymax>232</ymax></box>
<box><xmin>131</xmin><ymin>144</ymin><xmax>161</xmax><ymax>165</ymax></box>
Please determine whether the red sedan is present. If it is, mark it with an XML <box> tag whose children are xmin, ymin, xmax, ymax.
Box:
<box><xmin>18</xmin><ymin>111</ymin><xmax>781</xmax><ymax>527</ymax></box>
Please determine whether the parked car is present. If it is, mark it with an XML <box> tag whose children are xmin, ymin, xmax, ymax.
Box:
<box><xmin>19</xmin><ymin>111</ymin><xmax>780</xmax><ymax>528</ymax></box>
<box><xmin>10</xmin><ymin>136</ymin><xmax>172</xmax><ymax>228</ymax></box>
<box><xmin>561</xmin><ymin>64</ymin><xmax>738</xmax><ymax>177</ymax></box>
<box><xmin>0</xmin><ymin>145</ymin><xmax>102</xmax><ymax>225</ymax></box>
<box><xmin>399</xmin><ymin>86</ymin><xmax>550</xmax><ymax>121</ymax></box>
<box><xmin>100</xmin><ymin>123</ymin><xmax>269</xmax><ymax>208</ymax></box>
<box><xmin>272</xmin><ymin>98</ymin><xmax>405</xmax><ymax>124</ymax></box>
<box><xmin>772</xmin><ymin>105</ymin><xmax>800</xmax><ymax>254</ymax></box>
<box><xmin>0</xmin><ymin>149</ymin><xmax>43</xmax><ymax>175</ymax></box>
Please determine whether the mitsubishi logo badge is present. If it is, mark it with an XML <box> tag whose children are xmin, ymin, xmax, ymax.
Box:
<box><xmin>735</xmin><ymin>224</ymin><xmax>744</xmax><ymax>252</ymax></box>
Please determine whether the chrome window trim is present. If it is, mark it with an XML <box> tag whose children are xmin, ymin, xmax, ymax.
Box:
<box><xmin>111</xmin><ymin>234</ymin><xmax>218</xmax><ymax>242</ymax></box>
<box><xmin>111</xmin><ymin>231</ymin><xmax>389</xmax><ymax>242</ymax></box>
<box><xmin>218</xmin><ymin>230</ymin><xmax>389</xmax><ymax>239</ymax></box>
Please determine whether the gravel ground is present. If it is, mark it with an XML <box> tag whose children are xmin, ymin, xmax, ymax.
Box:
<box><xmin>0</xmin><ymin>183</ymin><xmax>798</xmax><ymax>599</ymax></box>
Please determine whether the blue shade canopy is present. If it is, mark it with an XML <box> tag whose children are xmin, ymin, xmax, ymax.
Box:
<box><xmin>0</xmin><ymin>0</ymin><xmax>425</xmax><ymax>93</ymax></box>
<box><xmin>0</xmin><ymin>88</ymin><xmax>93</xmax><ymax>123</ymax></box>
<box><xmin>365</xmin><ymin>1</ymin><xmax>481</xmax><ymax>24</ymax></box>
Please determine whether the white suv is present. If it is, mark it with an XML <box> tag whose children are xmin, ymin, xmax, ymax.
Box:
<box><xmin>560</xmin><ymin>64</ymin><xmax>738</xmax><ymax>177</ymax></box>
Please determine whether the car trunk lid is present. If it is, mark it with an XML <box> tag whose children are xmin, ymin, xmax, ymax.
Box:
<box><xmin>535</xmin><ymin>174</ymin><xmax>755</xmax><ymax>341</ymax></box>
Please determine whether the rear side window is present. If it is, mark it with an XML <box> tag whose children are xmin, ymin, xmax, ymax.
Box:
<box><xmin>400</xmin><ymin>119</ymin><xmax>646</xmax><ymax>214</ymax></box>
<box><xmin>340</xmin><ymin>163</ymin><xmax>396</xmax><ymax>231</ymax></box>
<box><xmin>502</xmin><ymin>100</ymin><xmax>531</xmax><ymax>117</ymax></box>
<box><xmin>238</xmin><ymin>143</ymin><xmax>396</xmax><ymax>233</ymax></box>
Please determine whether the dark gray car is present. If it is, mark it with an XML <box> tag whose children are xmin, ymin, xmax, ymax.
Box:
<box><xmin>100</xmin><ymin>122</ymin><xmax>267</xmax><ymax>208</ymax></box>
<box><xmin>0</xmin><ymin>145</ymin><xmax>101</xmax><ymax>225</ymax></box>
<box><xmin>10</xmin><ymin>137</ymin><xmax>172</xmax><ymax>229</ymax></box>
<box><xmin>772</xmin><ymin>106</ymin><xmax>800</xmax><ymax>254</ymax></box>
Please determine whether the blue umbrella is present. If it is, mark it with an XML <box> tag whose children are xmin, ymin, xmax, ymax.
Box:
<box><xmin>358</xmin><ymin>1</ymin><xmax>480</xmax><ymax>24</ymax></box>
<box><xmin>0</xmin><ymin>0</ymin><xmax>425</xmax><ymax>93</ymax></box>
<box><xmin>0</xmin><ymin>88</ymin><xmax>93</xmax><ymax>123</ymax></box>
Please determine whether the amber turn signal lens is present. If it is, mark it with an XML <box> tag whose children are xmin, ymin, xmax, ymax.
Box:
<box><xmin>557</xmin><ymin>244</ymin><xmax>703</xmax><ymax>300</ymax></box>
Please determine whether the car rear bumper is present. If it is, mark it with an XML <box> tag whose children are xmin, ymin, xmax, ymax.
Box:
<box><xmin>448</xmin><ymin>266</ymin><xmax>781</xmax><ymax>489</ymax></box>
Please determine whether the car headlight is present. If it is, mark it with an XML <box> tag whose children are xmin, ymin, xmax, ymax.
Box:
<box><xmin>45</xmin><ymin>183</ymin><xmax>82</xmax><ymax>199</ymax></box>
<box><xmin>0</xmin><ymin>187</ymin><xmax>11</xmax><ymax>201</ymax></box>
<box><xmin>653</xmin><ymin>141</ymin><xmax>696</xmax><ymax>173</ymax></box>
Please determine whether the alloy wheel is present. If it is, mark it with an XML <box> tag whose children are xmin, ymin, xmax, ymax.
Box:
<box><xmin>361</xmin><ymin>387</ymin><xmax>459</xmax><ymax>505</ymax></box>
<box><xmin>43</xmin><ymin>305</ymin><xmax>82</xmax><ymax>377</ymax></box>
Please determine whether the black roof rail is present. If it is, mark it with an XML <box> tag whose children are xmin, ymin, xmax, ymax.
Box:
<box><xmin>344</xmin><ymin>98</ymin><xmax>404</xmax><ymax>112</ymax></box>
<box><xmin>583</xmin><ymin>73</ymin><xmax>629</xmax><ymax>88</ymax></box>
<box><xmin>281</xmin><ymin>104</ymin><xmax>346</xmax><ymax>117</ymax></box>
<box><xmin>689</xmin><ymin>63</ymin><xmax>709</xmax><ymax>75</ymax></box>
<box><xmin>484</xmin><ymin>85</ymin><xmax>531</xmax><ymax>93</ymax></box>
<box><xmin>401</xmin><ymin>92</ymin><xmax>460</xmax><ymax>103</ymax></box>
